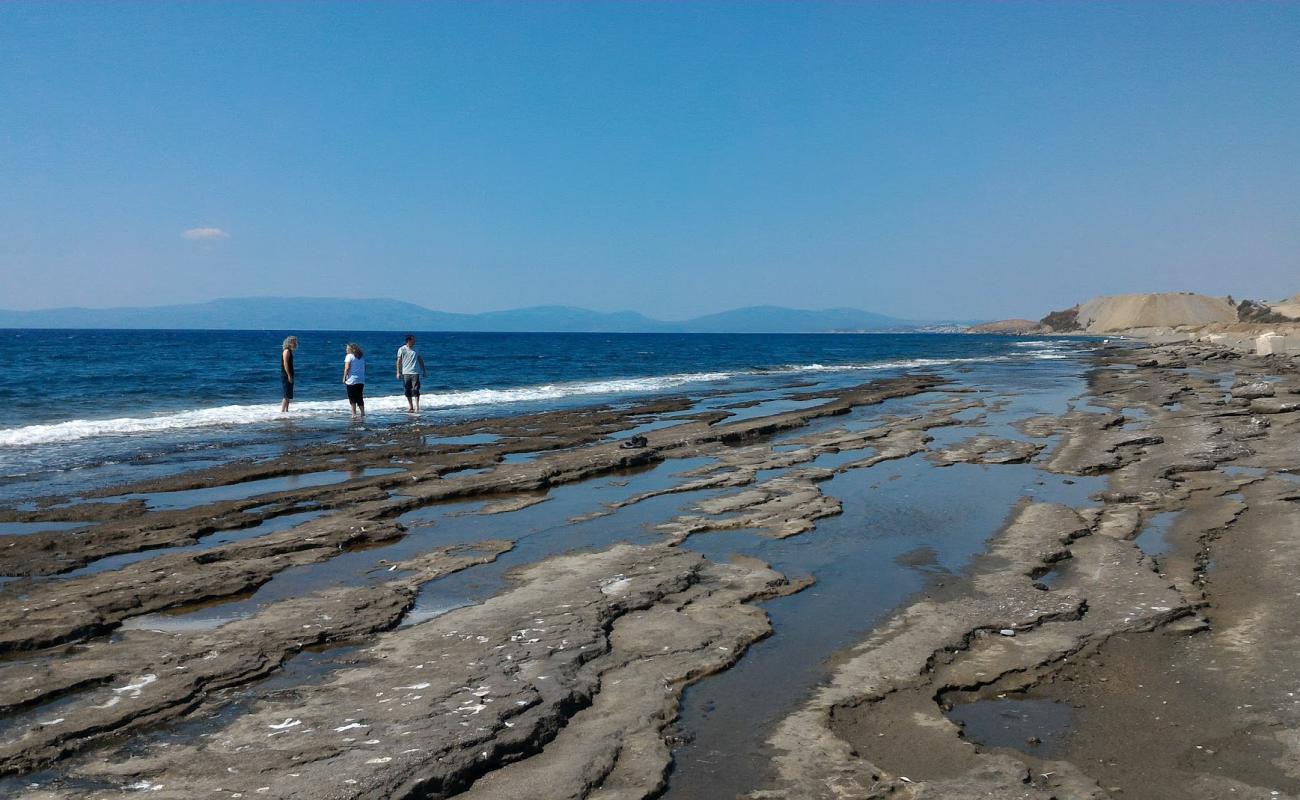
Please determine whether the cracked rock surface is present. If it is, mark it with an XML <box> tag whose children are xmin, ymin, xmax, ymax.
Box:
<box><xmin>43</xmin><ymin>544</ymin><xmax>802</xmax><ymax>799</ymax></box>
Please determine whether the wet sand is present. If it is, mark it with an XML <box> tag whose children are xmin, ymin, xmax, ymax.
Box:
<box><xmin>3</xmin><ymin>343</ymin><xmax>1299</xmax><ymax>799</ymax></box>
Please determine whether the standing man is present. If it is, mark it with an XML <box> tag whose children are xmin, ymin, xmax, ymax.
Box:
<box><xmin>396</xmin><ymin>334</ymin><xmax>427</xmax><ymax>413</ymax></box>
<box><xmin>280</xmin><ymin>335</ymin><xmax>298</xmax><ymax>413</ymax></box>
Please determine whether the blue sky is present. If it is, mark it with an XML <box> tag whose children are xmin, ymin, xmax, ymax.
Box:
<box><xmin>2</xmin><ymin>2</ymin><xmax>1297</xmax><ymax>320</ymax></box>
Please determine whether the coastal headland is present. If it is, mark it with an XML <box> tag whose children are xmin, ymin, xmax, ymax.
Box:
<box><xmin>978</xmin><ymin>291</ymin><xmax>1300</xmax><ymax>360</ymax></box>
<box><xmin>1</xmin><ymin>337</ymin><xmax>1299</xmax><ymax>799</ymax></box>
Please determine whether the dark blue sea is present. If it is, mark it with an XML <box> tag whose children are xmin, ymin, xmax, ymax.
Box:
<box><xmin>0</xmin><ymin>330</ymin><xmax>1087</xmax><ymax>502</ymax></box>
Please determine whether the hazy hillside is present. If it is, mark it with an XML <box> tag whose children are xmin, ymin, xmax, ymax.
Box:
<box><xmin>679</xmin><ymin>306</ymin><xmax>908</xmax><ymax>333</ymax></box>
<box><xmin>465</xmin><ymin>306</ymin><xmax>673</xmax><ymax>333</ymax></box>
<box><xmin>0</xmin><ymin>298</ymin><xmax>926</xmax><ymax>334</ymax></box>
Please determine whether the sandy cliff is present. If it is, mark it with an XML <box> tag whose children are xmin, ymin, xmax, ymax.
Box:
<box><xmin>1031</xmin><ymin>291</ymin><xmax>1300</xmax><ymax>357</ymax></box>
<box><xmin>1074</xmin><ymin>292</ymin><xmax>1237</xmax><ymax>332</ymax></box>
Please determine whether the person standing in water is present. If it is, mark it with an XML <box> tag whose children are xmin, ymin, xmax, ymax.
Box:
<box><xmin>395</xmin><ymin>334</ymin><xmax>427</xmax><ymax>413</ymax></box>
<box><xmin>342</xmin><ymin>343</ymin><xmax>366</xmax><ymax>417</ymax></box>
<box><xmin>280</xmin><ymin>336</ymin><xmax>298</xmax><ymax>413</ymax></box>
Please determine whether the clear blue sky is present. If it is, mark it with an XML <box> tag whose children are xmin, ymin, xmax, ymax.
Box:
<box><xmin>2</xmin><ymin>2</ymin><xmax>1297</xmax><ymax>320</ymax></box>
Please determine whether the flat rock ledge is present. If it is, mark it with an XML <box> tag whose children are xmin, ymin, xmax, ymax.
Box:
<box><xmin>34</xmin><ymin>543</ymin><xmax>805</xmax><ymax>800</ymax></box>
<box><xmin>0</xmin><ymin>542</ymin><xmax>513</xmax><ymax>775</ymax></box>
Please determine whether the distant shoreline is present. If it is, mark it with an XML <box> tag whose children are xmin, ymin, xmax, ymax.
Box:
<box><xmin>0</xmin><ymin>297</ymin><xmax>978</xmax><ymax>334</ymax></box>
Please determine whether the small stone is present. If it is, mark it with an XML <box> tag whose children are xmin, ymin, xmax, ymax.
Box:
<box><xmin>1231</xmin><ymin>381</ymin><xmax>1274</xmax><ymax>400</ymax></box>
<box><xmin>1250</xmin><ymin>398</ymin><xmax>1300</xmax><ymax>415</ymax></box>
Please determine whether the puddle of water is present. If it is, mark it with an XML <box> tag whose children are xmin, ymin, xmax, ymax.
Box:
<box><xmin>0</xmin><ymin>521</ymin><xmax>87</xmax><ymax>537</ymax></box>
<box><xmin>0</xmin><ymin>456</ymin><xmax>233</xmax><ymax>510</ymax></box>
<box><xmin>1223</xmin><ymin>466</ymin><xmax>1268</xmax><ymax>479</ymax></box>
<box><xmin>66</xmin><ymin>509</ymin><xmax>328</xmax><ymax>584</ymax></box>
<box><xmin>440</xmin><ymin>466</ymin><xmax>494</xmax><ymax>478</ymax></box>
<box><xmin>664</xmin><ymin>456</ymin><xmax>1104</xmax><ymax>798</ymax></box>
<box><xmin>501</xmin><ymin>452</ymin><xmax>542</xmax><ymax>465</ymax></box>
<box><xmin>1075</xmin><ymin>401</ymin><xmax>1118</xmax><ymax>417</ymax></box>
<box><xmin>1185</xmin><ymin>367</ymin><xmax>1236</xmax><ymax>397</ymax></box>
<box><xmin>13</xmin><ymin>497</ymin><xmax>130</xmax><ymax>513</ymax></box>
<box><xmin>425</xmin><ymin>433</ymin><xmax>500</xmax><ymax>447</ymax></box>
<box><xmin>1134</xmin><ymin>511</ymin><xmax>1179</xmax><ymax>557</ymax></box>
<box><xmin>717</xmin><ymin>397</ymin><xmax>827</xmax><ymax>423</ymax></box>
<box><xmin>947</xmin><ymin>696</ymin><xmax>1074</xmax><ymax>757</ymax></box>
<box><xmin>116</xmin><ymin>468</ymin><xmax>402</xmax><ymax>511</ymax></box>
<box><xmin>1036</xmin><ymin>559</ymin><xmax>1068</xmax><ymax>588</ymax></box>
<box><xmin>612</xmin><ymin>417</ymin><xmax>694</xmax><ymax>440</ymax></box>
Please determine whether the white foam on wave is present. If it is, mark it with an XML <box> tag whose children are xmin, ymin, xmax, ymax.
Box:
<box><xmin>1010</xmin><ymin>340</ymin><xmax>1082</xmax><ymax>361</ymax></box>
<box><xmin>0</xmin><ymin>352</ymin><xmax>1068</xmax><ymax>448</ymax></box>
<box><xmin>784</xmin><ymin>356</ymin><xmax>1011</xmax><ymax>373</ymax></box>
<box><xmin>0</xmin><ymin>370</ymin><xmax>729</xmax><ymax>447</ymax></box>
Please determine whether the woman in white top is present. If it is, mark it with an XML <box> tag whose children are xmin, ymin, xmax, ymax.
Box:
<box><xmin>342</xmin><ymin>343</ymin><xmax>366</xmax><ymax>417</ymax></box>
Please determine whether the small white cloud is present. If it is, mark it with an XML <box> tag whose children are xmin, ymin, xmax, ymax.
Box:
<box><xmin>181</xmin><ymin>227</ymin><xmax>230</xmax><ymax>241</ymax></box>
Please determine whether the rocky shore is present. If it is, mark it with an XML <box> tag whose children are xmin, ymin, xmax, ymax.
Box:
<box><xmin>2</xmin><ymin>342</ymin><xmax>1299</xmax><ymax>799</ymax></box>
<box><xmin>755</xmin><ymin>343</ymin><xmax>1300</xmax><ymax>799</ymax></box>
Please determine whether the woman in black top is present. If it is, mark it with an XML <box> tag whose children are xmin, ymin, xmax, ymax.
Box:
<box><xmin>280</xmin><ymin>335</ymin><xmax>298</xmax><ymax>412</ymax></box>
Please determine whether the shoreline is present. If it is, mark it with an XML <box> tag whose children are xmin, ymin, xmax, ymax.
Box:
<box><xmin>754</xmin><ymin>341</ymin><xmax>1300</xmax><ymax>799</ymax></box>
<box><xmin>0</xmin><ymin>341</ymin><xmax>1297</xmax><ymax>798</ymax></box>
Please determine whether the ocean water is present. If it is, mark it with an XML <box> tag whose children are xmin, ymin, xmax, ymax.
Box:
<box><xmin>0</xmin><ymin>330</ymin><xmax>1085</xmax><ymax>501</ymax></box>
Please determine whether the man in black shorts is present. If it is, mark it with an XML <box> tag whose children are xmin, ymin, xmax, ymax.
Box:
<box><xmin>395</xmin><ymin>335</ymin><xmax>427</xmax><ymax>412</ymax></box>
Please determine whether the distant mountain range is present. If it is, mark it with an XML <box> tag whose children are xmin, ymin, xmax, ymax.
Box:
<box><xmin>0</xmin><ymin>297</ymin><xmax>965</xmax><ymax>333</ymax></box>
